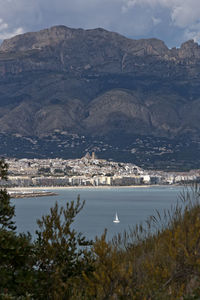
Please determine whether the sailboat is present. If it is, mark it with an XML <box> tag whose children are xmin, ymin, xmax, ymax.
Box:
<box><xmin>113</xmin><ymin>212</ymin><xmax>120</xmax><ymax>223</ymax></box>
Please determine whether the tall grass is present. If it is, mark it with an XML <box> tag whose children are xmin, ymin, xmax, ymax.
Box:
<box><xmin>79</xmin><ymin>184</ymin><xmax>200</xmax><ymax>299</ymax></box>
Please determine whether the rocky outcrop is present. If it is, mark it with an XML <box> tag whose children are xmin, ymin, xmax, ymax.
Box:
<box><xmin>0</xmin><ymin>25</ymin><xmax>200</xmax><ymax>139</ymax></box>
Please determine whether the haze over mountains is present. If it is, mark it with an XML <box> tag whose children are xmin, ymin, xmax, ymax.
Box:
<box><xmin>0</xmin><ymin>25</ymin><xmax>200</xmax><ymax>169</ymax></box>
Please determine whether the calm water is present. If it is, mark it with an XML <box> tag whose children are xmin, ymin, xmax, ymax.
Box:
<box><xmin>11</xmin><ymin>186</ymin><xmax>183</xmax><ymax>240</ymax></box>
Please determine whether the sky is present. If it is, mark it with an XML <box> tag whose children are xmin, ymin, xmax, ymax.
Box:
<box><xmin>0</xmin><ymin>0</ymin><xmax>200</xmax><ymax>47</ymax></box>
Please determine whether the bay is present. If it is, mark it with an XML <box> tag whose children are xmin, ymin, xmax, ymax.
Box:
<box><xmin>11</xmin><ymin>186</ymin><xmax>183</xmax><ymax>241</ymax></box>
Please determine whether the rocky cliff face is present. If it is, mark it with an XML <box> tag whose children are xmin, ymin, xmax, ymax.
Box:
<box><xmin>0</xmin><ymin>25</ymin><xmax>200</xmax><ymax>139</ymax></box>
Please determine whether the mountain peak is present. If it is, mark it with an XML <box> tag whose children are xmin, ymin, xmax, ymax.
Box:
<box><xmin>0</xmin><ymin>25</ymin><xmax>169</xmax><ymax>55</ymax></box>
<box><xmin>0</xmin><ymin>25</ymin><xmax>79</xmax><ymax>52</ymax></box>
<box><xmin>0</xmin><ymin>25</ymin><xmax>200</xmax><ymax>144</ymax></box>
<box><xmin>180</xmin><ymin>39</ymin><xmax>199</xmax><ymax>49</ymax></box>
<box><xmin>178</xmin><ymin>39</ymin><xmax>200</xmax><ymax>59</ymax></box>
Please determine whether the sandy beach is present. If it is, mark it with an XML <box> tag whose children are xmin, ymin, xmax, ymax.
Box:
<box><xmin>8</xmin><ymin>185</ymin><xmax>152</xmax><ymax>192</ymax></box>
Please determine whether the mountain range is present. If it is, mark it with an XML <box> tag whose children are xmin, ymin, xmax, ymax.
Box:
<box><xmin>0</xmin><ymin>25</ymin><xmax>200</xmax><ymax>169</ymax></box>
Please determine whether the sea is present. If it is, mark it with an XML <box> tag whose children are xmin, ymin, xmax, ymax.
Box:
<box><xmin>11</xmin><ymin>185</ymin><xmax>184</xmax><ymax>241</ymax></box>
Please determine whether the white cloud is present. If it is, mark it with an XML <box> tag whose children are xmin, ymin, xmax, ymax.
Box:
<box><xmin>0</xmin><ymin>17</ymin><xmax>24</xmax><ymax>40</ymax></box>
<box><xmin>0</xmin><ymin>26</ymin><xmax>24</xmax><ymax>40</ymax></box>
<box><xmin>152</xmin><ymin>16</ymin><xmax>161</xmax><ymax>26</ymax></box>
<box><xmin>183</xmin><ymin>23</ymin><xmax>200</xmax><ymax>43</ymax></box>
<box><xmin>122</xmin><ymin>0</ymin><xmax>200</xmax><ymax>29</ymax></box>
<box><xmin>121</xmin><ymin>0</ymin><xmax>200</xmax><ymax>44</ymax></box>
<box><xmin>0</xmin><ymin>19</ymin><xmax>8</xmax><ymax>31</ymax></box>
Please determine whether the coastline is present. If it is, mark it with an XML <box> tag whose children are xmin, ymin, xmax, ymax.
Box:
<box><xmin>7</xmin><ymin>185</ymin><xmax>180</xmax><ymax>198</ymax></box>
<box><xmin>8</xmin><ymin>184</ymin><xmax>174</xmax><ymax>192</ymax></box>
<box><xmin>8</xmin><ymin>185</ymin><xmax>151</xmax><ymax>190</ymax></box>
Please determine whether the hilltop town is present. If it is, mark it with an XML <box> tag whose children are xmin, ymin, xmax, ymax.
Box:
<box><xmin>2</xmin><ymin>153</ymin><xmax>200</xmax><ymax>188</ymax></box>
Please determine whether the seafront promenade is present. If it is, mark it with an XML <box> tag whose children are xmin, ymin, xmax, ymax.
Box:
<box><xmin>2</xmin><ymin>155</ymin><xmax>200</xmax><ymax>190</ymax></box>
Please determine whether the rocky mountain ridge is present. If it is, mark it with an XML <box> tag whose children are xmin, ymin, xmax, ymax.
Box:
<box><xmin>1</xmin><ymin>26</ymin><xmax>200</xmax><ymax>61</ymax></box>
<box><xmin>0</xmin><ymin>25</ymin><xmax>200</xmax><ymax>141</ymax></box>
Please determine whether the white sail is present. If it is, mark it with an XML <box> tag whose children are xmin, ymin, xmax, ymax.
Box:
<box><xmin>113</xmin><ymin>212</ymin><xmax>120</xmax><ymax>223</ymax></box>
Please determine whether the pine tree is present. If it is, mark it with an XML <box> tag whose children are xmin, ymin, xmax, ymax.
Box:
<box><xmin>0</xmin><ymin>158</ymin><xmax>16</xmax><ymax>230</ymax></box>
<box><xmin>34</xmin><ymin>197</ymin><xmax>93</xmax><ymax>299</ymax></box>
<box><xmin>0</xmin><ymin>159</ymin><xmax>34</xmax><ymax>298</ymax></box>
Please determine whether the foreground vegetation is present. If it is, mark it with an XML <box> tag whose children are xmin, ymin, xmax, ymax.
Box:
<box><xmin>1</xmin><ymin>159</ymin><xmax>200</xmax><ymax>299</ymax></box>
